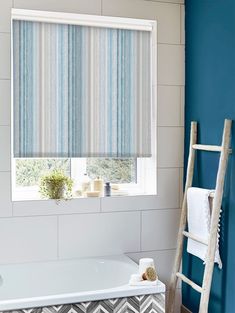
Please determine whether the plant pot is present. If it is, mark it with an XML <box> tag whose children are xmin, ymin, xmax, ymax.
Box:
<box><xmin>46</xmin><ymin>181</ymin><xmax>65</xmax><ymax>199</ymax></box>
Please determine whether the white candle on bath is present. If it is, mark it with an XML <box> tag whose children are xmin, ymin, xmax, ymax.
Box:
<box><xmin>139</xmin><ymin>258</ymin><xmax>155</xmax><ymax>275</ymax></box>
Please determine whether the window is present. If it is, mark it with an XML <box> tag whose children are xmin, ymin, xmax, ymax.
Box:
<box><xmin>15</xmin><ymin>159</ymin><xmax>71</xmax><ymax>187</ymax></box>
<box><xmin>86</xmin><ymin>158</ymin><xmax>137</xmax><ymax>183</ymax></box>
<box><xmin>12</xmin><ymin>156</ymin><xmax>156</xmax><ymax>200</ymax></box>
<box><xmin>11</xmin><ymin>10</ymin><xmax>157</xmax><ymax>201</ymax></box>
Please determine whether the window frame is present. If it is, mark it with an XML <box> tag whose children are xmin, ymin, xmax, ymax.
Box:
<box><xmin>12</xmin><ymin>153</ymin><xmax>157</xmax><ymax>201</ymax></box>
<box><xmin>11</xmin><ymin>9</ymin><xmax>156</xmax><ymax>32</ymax></box>
<box><xmin>11</xmin><ymin>10</ymin><xmax>157</xmax><ymax>201</ymax></box>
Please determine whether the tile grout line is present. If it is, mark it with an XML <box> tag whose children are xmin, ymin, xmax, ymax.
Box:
<box><xmin>100</xmin><ymin>197</ymin><xmax>102</xmax><ymax>212</ymax></box>
<box><xmin>180</xmin><ymin>85</ymin><xmax>183</xmax><ymax>126</ymax></box>
<box><xmin>144</xmin><ymin>0</ymin><xmax>184</xmax><ymax>4</ymax></box>
<box><xmin>10</xmin><ymin>207</ymin><xmax>181</xmax><ymax>219</ymax></box>
<box><xmin>140</xmin><ymin>211</ymin><xmax>142</xmax><ymax>251</ymax></box>
<box><xmin>0</xmin><ymin>30</ymin><xmax>184</xmax><ymax>46</ymax></box>
<box><xmin>158</xmin><ymin>84</ymin><xmax>185</xmax><ymax>87</ymax></box>
<box><xmin>179</xmin><ymin>2</ymin><xmax>182</xmax><ymax>44</ymax></box>
<box><xmin>157</xmin><ymin>125</ymin><xmax>184</xmax><ymax>128</ymax></box>
<box><xmin>181</xmin><ymin>86</ymin><xmax>185</xmax><ymax>126</ymax></box>
<box><xmin>57</xmin><ymin>215</ymin><xmax>59</xmax><ymax>259</ymax></box>
<box><xmin>140</xmin><ymin>247</ymin><xmax>178</xmax><ymax>253</ymax></box>
<box><xmin>10</xmin><ymin>198</ymin><xmax>13</xmax><ymax>217</ymax></box>
<box><xmin>127</xmin><ymin>247</ymin><xmax>177</xmax><ymax>254</ymax></box>
<box><xmin>158</xmin><ymin>124</ymin><xmax>183</xmax><ymax>127</ymax></box>
<box><xmin>158</xmin><ymin>42</ymin><xmax>185</xmax><ymax>46</ymax></box>
<box><xmin>180</xmin><ymin>4</ymin><xmax>185</xmax><ymax>45</ymax></box>
<box><xmin>179</xmin><ymin>168</ymin><xmax>181</xmax><ymax>209</ymax></box>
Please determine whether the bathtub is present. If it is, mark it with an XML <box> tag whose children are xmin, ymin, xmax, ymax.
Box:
<box><xmin>0</xmin><ymin>255</ymin><xmax>165</xmax><ymax>313</ymax></box>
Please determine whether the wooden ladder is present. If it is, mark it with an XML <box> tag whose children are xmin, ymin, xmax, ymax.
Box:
<box><xmin>167</xmin><ymin>119</ymin><xmax>232</xmax><ymax>313</ymax></box>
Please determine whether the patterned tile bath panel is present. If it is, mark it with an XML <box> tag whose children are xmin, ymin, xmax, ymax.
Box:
<box><xmin>2</xmin><ymin>294</ymin><xmax>165</xmax><ymax>313</ymax></box>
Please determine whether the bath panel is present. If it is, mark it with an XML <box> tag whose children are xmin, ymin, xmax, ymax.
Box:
<box><xmin>2</xmin><ymin>294</ymin><xmax>165</xmax><ymax>313</ymax></box>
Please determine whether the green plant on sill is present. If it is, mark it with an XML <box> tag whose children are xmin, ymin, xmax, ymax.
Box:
<box><xmin>39</xmin><ymin>170</ymin><xmax>73</xmax><ymax>200</ymax></box>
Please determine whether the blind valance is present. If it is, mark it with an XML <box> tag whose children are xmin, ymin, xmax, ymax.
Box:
<box><xmin>13</xmin><ymin>13</ymin><xmax>153</xmax><ymax>158</ymax></box>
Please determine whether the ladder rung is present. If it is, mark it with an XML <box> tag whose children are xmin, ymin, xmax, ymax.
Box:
<box><xmin>192</xmin><ymin>144</ymin><xmax>232</xmax><ymax>153</ymax></box>
<box><xmin>176</xmin><ymin>272</ymin><xmax>203</xmax><ymax>293</ymax></box>
<box><xmin>183</xmin><ymin>231</ymin><xmax>208</xmax><ymax>245</ymax></box>
<box><xmin>209</xmin><ymin>191</ymin><xmax>215</xmax><ymax>198</ymax></box>
<box><xmin>192</xmin><ymin>144</ymin><xmax>222</xmax><ymax>152</ymax></box>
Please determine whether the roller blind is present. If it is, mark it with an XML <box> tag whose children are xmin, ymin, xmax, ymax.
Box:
<box><xmin>13</xmin><ymin>16</ymin><xmax>152</xmax><ymax>158</ymax></box>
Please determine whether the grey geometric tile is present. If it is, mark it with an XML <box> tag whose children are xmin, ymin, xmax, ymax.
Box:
<box><xmin>112</xmin><ymin>298</ymin><xmax>127</xmax><ymax>313</ymax></box>
<box><xmin>2</xmin><ymin>294</ymin><xmax>165</xmax><ymax>313</ymax></box>
<box><xmin>22</xmin><ymin>309</ymin><xmax>43</xmax><ymax>313</ymax></box>
<box><xmin>42</xmin><ymin>305</ymin><xmax>69</xmax><ymax>313</ymax></box>
<box><xmin>67</xmin><ymin>307</ymin><xmax>84</xmax><ymax>313</ymax></box>
<box><xmin>140</xmin><ymin>294</ymin><xmax>165</xmax><ymax>313</ymax></box>
<box><xmin>42</xmin><ymin>305</ymin><xmax>71</xmax><ymax>313</ymax></box>
<box><xmin>72</xmin><ymin>304</ymin><xmax>86</xmax><ymax>313</ymax></box>
<box><xmin>85</xmin><ymin>302</ymin><xmax>100</xmax><ymax>313</ymax></box>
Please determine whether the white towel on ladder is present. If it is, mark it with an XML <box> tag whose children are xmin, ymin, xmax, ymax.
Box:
<box><xmin>187</xmin><ymin>187</ymin><xmax>222</xmax><ymax>269</ymax></box>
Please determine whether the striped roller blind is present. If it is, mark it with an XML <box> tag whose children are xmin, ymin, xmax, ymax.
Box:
<box><xmin>13</xmin><ymin>19</ymin><xmax>152</xmax><ymax>158</ymax></box>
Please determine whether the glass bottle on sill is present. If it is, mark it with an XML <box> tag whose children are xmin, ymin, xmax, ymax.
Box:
<box><xmin>81</xmin><ymin>173</ymin><xmax>91</xmax><ymax>196</ymax></box>
<box><xmin>104</xmin><ymin>182</ymin><xmax>111</xmax><ymax>197</ymax></box>
<box><xmin>93</xmin><ymin>176</ymin><xmax>104</xmax><ymax>197</ymax></box>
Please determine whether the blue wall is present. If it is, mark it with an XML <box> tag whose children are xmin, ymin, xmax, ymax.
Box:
<box><xmin>184</xmin><ymin>1</ymin><xmax>235</xmax><ymax>312</ymax></box>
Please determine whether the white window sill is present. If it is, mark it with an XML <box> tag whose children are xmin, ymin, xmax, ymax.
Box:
<box><xmin>12</xmin><ymin>185</ymin><xmax>156</xmax><ymax>202</ymax></box>
<box><xmin>12</xmin><ymin>191</ymin><xmax>156</xmax><ymax>202</ymax></box>
<box><xmin>12</xmin><ymin>194</ymin><xmax>158</xmax><ymax>217</ymax></box>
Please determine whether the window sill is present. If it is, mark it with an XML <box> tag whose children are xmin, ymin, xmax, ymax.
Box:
<box><xmin>12</xmin><ymin>193</ymin><xmax>158</xmax><ymax>217</ymax></box>
<box><xmin>12</xmin><ymin>192</ymin><xmax>156</xmax><ymax>202</ymax></box>
<box><xmin>12</xmin><ymin>187</ymin><xmax>156</xmax><ymax>202</ymax></box>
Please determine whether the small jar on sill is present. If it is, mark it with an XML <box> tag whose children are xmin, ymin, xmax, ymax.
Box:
<box><xmin>104</xmin><ymin>182</ymin><xmax>111</xmax><ymax>197</ymax></box>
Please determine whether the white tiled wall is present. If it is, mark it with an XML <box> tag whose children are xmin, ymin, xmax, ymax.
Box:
<box><xmin>0</xmin><ymin>80</ymin><xmax>11</xmax><ymax>125</ymax></box>
<box><xmin>0</xmin><ymin>34</ymin><xmax>11</xmax><ymax>79</ymax></box>
<box><xmin>141</xmin><ymin>209</ymin><xmax>181</xmax><ymax>251</ymax></box>
<box><xmin>0</xmin><ymin>126</ymin><xmax>11</xmax><ymax>171</ymax></box>
<box><xmin>0</xmin><ymin>0</ymin><xmax>184</xmax><ymax>311</ymax></box>
<box><xmin>59</xmin><ymin>212</ymin><xmax>141</xmax><ymax>259</ymax></box>
<box><xmin>0</xmin><ymin>216</ymin><xmax>57</xmax><ymax>263</ymax></box>
<box><xmin>158</xmin><ymin>86</ymin><xmax>182</xmax><ymax>127</ymax></box>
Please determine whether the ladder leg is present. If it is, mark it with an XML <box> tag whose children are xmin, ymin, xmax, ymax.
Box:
<box><xmin>199</xmin><ymin>119</ymin><xmax>232</xmax><ymax>313</ymax></box>
<box><xmin>167</xmin><ymin>122</ymin><xmax>197</xmax><ymax>313</ymax></box>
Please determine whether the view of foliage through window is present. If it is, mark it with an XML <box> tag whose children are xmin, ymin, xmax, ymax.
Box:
<box><xmin>16</xmin><ymin>159</ymin><xmax>71</xmax><ymax>187</ymax></box>
<box><xmin>15</xmin><ymin>158</ymin><xmax>137</xmax><ymax>187</ymax></box>
<box><xmin>86</xmin><ymin>158</ymin><xmax>137</xmax><ymax>183</ymax></box>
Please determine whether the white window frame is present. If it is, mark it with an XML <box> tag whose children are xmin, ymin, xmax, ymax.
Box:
<box><xmin>11</xmin><ymin>9</ymin><xmax>157</xmax><ymax>201</ymax></box>
<box><xmin>12</xmin><ymin>154</ymin><xmax>156</xmax><ymax>201</ymax></box>
<box><xmin>11</xmin><ymin>9</ymin><xmax>156</xmax><ymax>32</ymax></box>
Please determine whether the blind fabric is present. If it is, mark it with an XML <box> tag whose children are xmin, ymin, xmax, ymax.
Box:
<box><xmin>13</xmin><ymin>20</ymin><xmax>152</xmax><ymax>158</ymax></box>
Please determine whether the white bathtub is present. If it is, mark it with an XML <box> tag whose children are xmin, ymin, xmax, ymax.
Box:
<box><xmin>0</xmin><ymin>255</ymin><xmax>165</xmax><ymax>311</ymax></box>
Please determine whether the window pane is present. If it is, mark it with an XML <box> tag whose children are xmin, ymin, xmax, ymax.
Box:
<box><xmin>15</xmin><ymin>159</ymin><xmax>71</xmax><ymax>187</ymax></box>
<box><xmin>86</xmin><ymin>158</ymin><xmax>137</xmax><ymax>184</ymax></box>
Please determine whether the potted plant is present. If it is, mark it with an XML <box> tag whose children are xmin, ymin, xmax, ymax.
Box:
<box><xmin>39</xmin><ymin>170</ymin><xmax>73</xmax><ymax>200</ymax></box>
